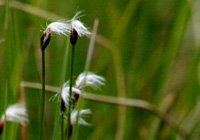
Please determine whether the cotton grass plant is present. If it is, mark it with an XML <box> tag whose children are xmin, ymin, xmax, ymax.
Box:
<box><xmin>40</xmin><ymin>19</ymin><xmax>71</xmax><ymax>140</ymax></box>
<box><xmin>39</xmin><ymin>11</ymin><xmax>97</xmax><ymax>140</ymax></box>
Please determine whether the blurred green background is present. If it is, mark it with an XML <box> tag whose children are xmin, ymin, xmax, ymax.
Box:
<box><xmin>1</xmin><ymin>0</ymin><xmax>200</xmax><ymax>139</ymax></box>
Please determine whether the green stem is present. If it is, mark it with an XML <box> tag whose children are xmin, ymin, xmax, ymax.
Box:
<box><xmin>61</xmin><ymin>113</ymin><xmax>64</xmax><ymax>140</ymax></box>
<box><xmin>67</xmin><ymin>45</ymin><xmax>75</xmax><ymax>139</ymax></box>
<box><xmin>40</xmin><ymin>50</ymin><xmax>45</xmax><ymax>140</ymax></box>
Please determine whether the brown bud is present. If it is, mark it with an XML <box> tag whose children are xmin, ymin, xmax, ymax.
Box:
<box><xmin>70</xmin><ymin>29</ymin><xmax>78</xmax><ymax>46</ymax></box>
<box><xmin>41</xmin><ymin>32</ymin><xmax>51</xmax><ymax>51</ymax></box>
<box><xmin>66</xmin><ymin>124</ymin><xmax>73</xmax><ymax>137</ymax></box>
<box><xmin>61</xmin><ymin>99</ymin><xmax>66</xmax><ymax>113</ymax></box>
<box><xmin>72</xmin><ymin>92</ymin><xmax>80</xmax><ymax>103</ymax></box>
<box><xmin>0</xmin><ymin>121</ymin><xmax>4</xmax><ymax>135</ymax></box>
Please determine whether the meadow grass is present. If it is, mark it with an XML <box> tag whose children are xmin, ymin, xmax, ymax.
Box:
<box><xmin>1</xmin><ymin>0</ymin><xmax>200</xmax><ymax>140</ymax></box>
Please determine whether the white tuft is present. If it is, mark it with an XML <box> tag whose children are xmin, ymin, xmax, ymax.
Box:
<box><xmin>61</xmin><ymin>87</ymin><xmax>81</xmax><ymax>106</ymax></box>
<box><xmin>70</xmin><ymin>12</ymin><xmax>91</xmax><ymax>37</ymax></box>
<box><xmin>1</xmin><ymin>104</ymin><xmax>28</xmax><ymax>126</ymax></box>
<box><xmin>65</xmin><ymin>109</ymin><xmax>91</xmax><ymax>126</ymax></box>
<box><xmin>44</xmin><ymin>21</ymin><xmax>71</xmax><ymax>36</ymax></box>
<box><xmin>75</xmin><ymin>72</ymin><xmax>105</xmax><ymax>89</ymax></box>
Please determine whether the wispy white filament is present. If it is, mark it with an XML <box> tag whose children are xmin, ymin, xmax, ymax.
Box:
<box><xmin>76</xmin><ymin>72</ymin><xmax>105</xmax><ymax>89</ymax></box>
<box><xmin>61</xmin><ymin>87</ymin><xmax>81</xmax><ymax>106</ymax></box>
<box><xmin>42</xmin><ymin>21</ymin><xmax>70</xmax><ymax>43</ymax></box>
<box><xmin>1</xmin><ymin>104</ymin><xmax>28</xmax><ymax>126</ymax></box>
<box><xmin>70</xmin><ymin>12</ymin><xmax>91</xmax><ymax>37</ymax></box>
<box><xmin>65</xmin><ymin>109</ymin><xmax>91</xmax><ymax>125</ymax></box>
<box><xmin>51</xmin><ymin>72</ymin><xmax>105</xmax><ymax>108</ymax></box>
<box><xmin>44</xmin><ymin>21</ymin><xmax>71</xmax><ymax>36</ymax></box>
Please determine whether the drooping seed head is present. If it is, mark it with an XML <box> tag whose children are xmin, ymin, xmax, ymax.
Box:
<box><xmin>75</xmin><ymin>72</ymin><xmax>105</xmax><ymax>89</ymax></box>
<box><xmin>69</xmin><ymin>12</ymin><xmax>91</xmax><ymax>46</ymax></box>
<box><xmin>41</xmin><ymin>21</ymin><xmax>70</xmax><ymax>50</ymax></box>
<box><xmin>65</xmin><ymin>109</ymin><xmax>91</xmax><ymax>126</ymax></box>
<box><xmin>1</xmin><ymin>104</ymin><xmax>28</xmax><ymax>126</ymax></box>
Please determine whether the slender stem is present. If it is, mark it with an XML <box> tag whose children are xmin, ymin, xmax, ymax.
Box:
<box><xmin>40</xmin><ymin>50</ymin><xmax>45</xmax><ymax>140</ymax></box>
<box><xmin>67</xmin><ymin>45</ymin><xmax>75</xmax><ymax>139</ymax></box>
<box><xmin>61</xmin><ymin>113</ymin><xmax>64</xmax><ymax>140</ymax></box>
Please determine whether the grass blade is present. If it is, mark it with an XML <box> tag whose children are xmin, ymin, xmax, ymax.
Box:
<box><xmin>52</xmin><ymin>39</ymin><xmax>70</xmax><ymax>140</ymax></box>
<box><xmin>71</xmin><ymin>19</ymin><xmax>99</xmax><ymax>140</ymax></box>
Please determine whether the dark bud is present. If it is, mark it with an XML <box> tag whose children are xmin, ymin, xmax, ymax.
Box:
<box><xmin>61</xmin><ymin>99</ymin><xmax>66</xmax><ymax>113</ymax></box>
<box><xmin>70</xmin><ymin>29</ymin><xmax>78</xmax><ymax>46</ymax></box>
<box><xmin>0</xmin><ymin>121</ymin><xmax>3</xmax><ymax>135</ymax></box>
<box><xmin>70</xmin><ymin>125</ymin><xmax>73</xmax><ymax>137</ymax></box>
<box><xmin>41</xmin><ymin>32</ymin><xmax>51</xmax><ymax>51</ymax></box>
<box><xmin>72</xmin><ymin>92</ymin><xmax>80</xmax><ymax>104</ymax></box>
<box><xmin>66</xmin><ymin>125</ymin><xmax>73</xmax><ymax>137</ymax></box>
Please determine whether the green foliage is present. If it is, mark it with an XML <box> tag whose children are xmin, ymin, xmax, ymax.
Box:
<box><xmin>1</xmin><ymin>0</ymin><xmax>200</xmax><ymax>139</ymax></box>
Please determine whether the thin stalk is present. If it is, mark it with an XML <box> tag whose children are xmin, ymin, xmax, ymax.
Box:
<box><xmin>67</xmin><ymin>45</ymin><xmax>75</xmax><ymax>140</ymax></box>
<box><xmin>40</xmin><ymin>50</ymin><xmax>45</xmax><ymax>140</ymax></box>
<box><xmin>61</xmin><ymin>113</ymin><xmax>64</xmax><ymax>140</ymax></box>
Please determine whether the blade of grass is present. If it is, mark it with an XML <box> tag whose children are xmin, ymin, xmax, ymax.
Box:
<box><xmin>52</xmin><ymin>39</ymin><xmax>70</xmax><ymax>140</ymax></box>
<box><xmin>61</xmin><ymin>39</ymin><xmax>70</xmax><ymax>140</ymax></box>
<box><xmin>147</xmin><ymin>93</ymin><xmax>175</xmax><ymax>140</ymax></box>
<box><xmin>155</xmin><ymin>0</ymin><xmax>190</xmax><ymax>99</ymax></box>
<box><xmin>71</xmin><ymin>19</ymin><xmax>99</xmax><ymax>140</ymax></box>
<box><xmin>4</xmin><ymin>0</ymin><xmax>9</xmax><ymax>31</ymax></box>
<box><xmin>2</xmin><ymin>81</ymin><xmax>8</xmax><ymax>140</ymax></box>
<box><xmin>176</xmin><ymin>101</ymin><xmax>200</xmax><ymax>140</ymax></box>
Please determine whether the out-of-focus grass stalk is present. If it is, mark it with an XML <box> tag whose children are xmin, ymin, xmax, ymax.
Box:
<box><xmin>3</xmin><ymin>81</ymin><xmax>8</xmax><ymax>140</ymax></box>
<box><xmin>4</xmin><ymin>0</ymin><xmax>9</xmax><ymax>30</ymax></box>
<box><xmin>61</xmin><ymin>113</ymin><xmax>64</xmax><ymax>140</ymax></box>
<box><xmin>148</xmin><ymin>94</ymin><xmax>175</xmax><ymax>140</ymax></box>
<box><xmin>67</xmin><ymin>43</ymin><xmax>75</xmax><ymax>140</ymax></box>
<box><xmin>52</xmin><ymin>39</ymin><xmax>70</xmax><ymax>140</ymax></box>
<box><xmin>61</xmin><ymin>39</ymin><xmax>70</xmax><ymax>140</ymax></box>
<box><xmin>39</xmin><ymin>50</ymin><xmax>46</xmax><ymax>140</ymax></box>
<box><xmin>72</xmin><ymin>19</ymin><xmax>99</xmax><ymax>140</ymax></box>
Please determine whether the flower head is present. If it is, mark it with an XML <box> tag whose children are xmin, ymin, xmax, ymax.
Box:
<box><xmin>1</xmin><ymin>104</ymin><xmax>28</xmax><ymax>126</ymax></box>
<box><xmin>65</xmin><ymin>109</ymin><xmax>91</xmax><ymax>126</ymax></box>
<box><xmin>70</xmin><ymin>12</ymin><xmax>91</xmax><ymax>37</ymax></box>
<box><xmin>61</xmin><ymin>87</ymin><xmax>81</xmax><ymax>106</ymax></box>
<box><xmin>69</xmin><ymin>12</ymin><xmax>91</xmax><ymax>46</ymax></box>
<box><xmin>75</xmin><ymin>72</ymin><xmax>105</xmax><ymax>89</ymax></box>
<box><xmin>44</xmin><ymin>21</ymin><xmax>71</xmax><ymax>36</ymax></box>
<box><xmin>41</xmin><ymin>21</ymin><xmax>70</xmax><ymax>50</ymax></box>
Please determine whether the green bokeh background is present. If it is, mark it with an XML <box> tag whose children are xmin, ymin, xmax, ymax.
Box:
<box><xmin>1</xmin><ymin>0</ymin><xmax>200</xmax><ymax>139</ymax></box>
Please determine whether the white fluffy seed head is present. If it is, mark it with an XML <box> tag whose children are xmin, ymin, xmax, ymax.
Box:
<box><xmin>65</xmin><ymin>109</ymin><xmax>91</xmax><ymax>126</ymax></box>
<box><xmin>70</xmin><ymin>12</ymin><xmax>91</xmax><ymax>37</ymax></box>
<box><xmin>1</xmin><ymin>104</ymin><xmax>28</xmax><ymax>126</ymax></box>
<box><xmin>44</xmin><ymin>21</ymin><xmax>71</xmax><ymax>36</ymax></box>
<box><xmin>61</xmin><ymin>87</ymin><xmax>81</xmax><ymax>106</ymax></box>
<box><xmin>75</xmin><ymin>72</ymin><xmax>105</xmax><ymax>89</ymax></box>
